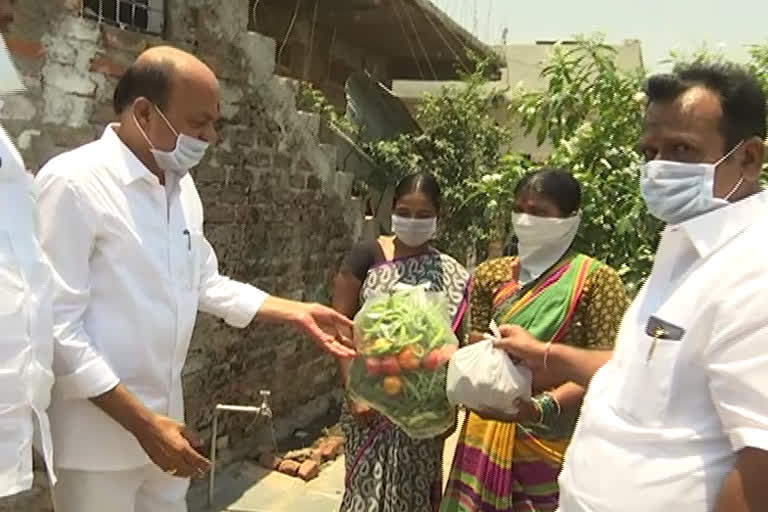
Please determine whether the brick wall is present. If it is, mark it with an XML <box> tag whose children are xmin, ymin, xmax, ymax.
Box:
<box><xmin>1</xmin><ymin>1</ymin><xmax>362</xmax><ymax>509</ymax></box>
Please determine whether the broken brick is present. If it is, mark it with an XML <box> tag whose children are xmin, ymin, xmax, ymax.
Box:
<box><xmin>277</xmin><ymin>460</ymin><xmax>301</xmax><ymax>476</ymax></box>
<box><xmin>318</xmin><ymin>436</ymin><xmax>344</xmax><ymax>461</ymax></box>
<box><xmin>309</xmin><ymin>449</ymin><xmax>323</xmax><ymax>464</ymax></box>
<box><xmin>298</xmin><ymin>459</ymin><xmax>320</xmax><ymax>481</ymax></box>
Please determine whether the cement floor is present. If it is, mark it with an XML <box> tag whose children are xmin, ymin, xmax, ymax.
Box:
<box><xmin>189</xmin><ymin>410</ymin><xmax>464</xmax><ymax>512</ymax></box>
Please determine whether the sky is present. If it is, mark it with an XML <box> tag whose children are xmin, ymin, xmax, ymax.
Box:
<box><xmin>430</xmin><ymin>0</ymin><xmax>768</xmax><ymax>72</ymax></box>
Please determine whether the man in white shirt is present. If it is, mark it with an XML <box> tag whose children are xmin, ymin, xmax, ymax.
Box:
<box><xmin>35</xmin><ymin>46</ymin><xmax>355</xmax><ymax>512</ymax></box>
<box><xmin>0</xmin><ymin>0</ymin><xmax>57</xmax><ymax>501</ymax></box>
<box><xmin>495</xmin><ymin>61</ymin><xmax>768</xmax><ymax>511</ymax></box>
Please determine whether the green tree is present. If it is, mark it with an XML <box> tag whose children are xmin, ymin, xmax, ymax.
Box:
<box><xmin>748</xmin><ymin>43</ymin><xmax>768</xmax><ymax>92</ymax></box>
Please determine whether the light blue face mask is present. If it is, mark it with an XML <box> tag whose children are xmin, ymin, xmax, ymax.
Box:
<box><xmin>640</xmin><ymin>141</ymin><xmax>744</xmax><ymax>225</ymax></box>
<box><xmin>134</xmin><ymin>105</ymin><xmax>210</xmax><ymax>179</ymax></box>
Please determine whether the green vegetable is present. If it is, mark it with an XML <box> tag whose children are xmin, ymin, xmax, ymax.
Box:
<box><xmin>348</xmin><ymin>285</ymin><xmax>458</xmax><ymax>439</ymax></box>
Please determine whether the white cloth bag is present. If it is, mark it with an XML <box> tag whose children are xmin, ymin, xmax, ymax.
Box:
<box><xmin>446</xmin><ymin>338</ymin><xmax>532</xmax><ymax>415</ymax></box>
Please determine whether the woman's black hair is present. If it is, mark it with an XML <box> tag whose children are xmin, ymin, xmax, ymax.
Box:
<box><xmin>514</xmin><ymin>167</ymin><xmax>581</xmax><ymax>216</ymax></box>
<box><xmin>393</xmin><ymin>172</ymin><xmax>442</xmax><ymax>213</ymax></box>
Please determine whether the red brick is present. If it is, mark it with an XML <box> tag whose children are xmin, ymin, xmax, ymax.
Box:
<box><xmin>277</xmin><ymin>459</ymin><xmax>301</xmax><ymax>476</ymax></box>
<box><xmin>90</xmin><ymin>56</ymin><xmax>127</xmax><ymax>78</ymax></box>
<box><xmin>318</xmin><ymin>436</ymin><xmax>344</xmax><ymax>461</ymax></box>
<box><xmin>309</xmin><ymin>449</ymin><xmax>323</xmax><ymax>464</ymax></box>
<box><xmin>6</xmin><ymin>37</ymin><xmax>44</xmax><ymax>60</ymax></box>
<box><xmin>297</xmin><ymin>459</ymin><xmax>320</xmax><ymax>481</ymax></box>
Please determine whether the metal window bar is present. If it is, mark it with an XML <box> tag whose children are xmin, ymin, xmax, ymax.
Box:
<box><xmin>81</xmin><ymin>0</ymin><xmax>164</xmax><ymax>34</ymax></box>
<box><xmin>208</xmin><ymin>390</ymin><xmax>277</xmax><ymax>507</ymax></box>
<box><xmin>248</xmin><ymin>0</ymin><xmax>263</xmax><ymax>32</ymax></box>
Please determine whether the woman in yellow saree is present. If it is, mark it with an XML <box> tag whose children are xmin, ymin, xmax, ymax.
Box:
<box><xmin>441</xmin><ymin>168</ymin><xmax>630</xmax><ymax>512</ymax></box>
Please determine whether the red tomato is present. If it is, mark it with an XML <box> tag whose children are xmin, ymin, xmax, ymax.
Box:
<box><xmin>422</xmin><ymin>350</ymin><xmax>443</xmax><ymax>371</ymax></box>
<box><xmin>380</xmin><ymin>356</ymin><xmax>402</xmax><ymax>376</ymax></box>
<box><xmin>365</xmin><ymin>357</ymin><xmax>383</xmax><ymax>376</ymax></box>
<box><xmin>382</xmin><ymin>376</ymin><xmax>403</xmax><ymax>396</ymax></box>
<box><xmin>397</xmin><ymin>347</ymin><xmax>421</xmax><ymax>371</ymax></box>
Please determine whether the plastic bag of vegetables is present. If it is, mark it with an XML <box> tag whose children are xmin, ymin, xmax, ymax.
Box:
<box><xmin>347</xmin><ymin>283</ymin><xmax>458</xmax><ymax>439</ymax></box>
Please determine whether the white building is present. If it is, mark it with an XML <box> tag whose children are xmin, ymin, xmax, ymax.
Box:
<box><xmin>392</xmin><ymin>39</ymin><xmax>645</xmax><ymax>161</ymax></box>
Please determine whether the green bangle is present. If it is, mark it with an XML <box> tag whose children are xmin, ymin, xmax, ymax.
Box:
<box><xmin>531</xmin><ymin>398</ymin><xmax>544</xmax><ymax>424</ymax></box>
<box><xmin>532</xmin><ymin>393</ymin><xmax>561</xmax><ymax>425</ymax></box>
<box><xmin>542</xmin><ymin>392</ymin><xmax>562</xmax><ymax>417</ymax></box>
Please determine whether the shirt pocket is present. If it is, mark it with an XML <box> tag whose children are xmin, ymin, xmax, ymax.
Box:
<box><xmin>0</xmin><ymin>230</ymin><xmax>28</xmax><ymax>343</ymax></box>
<box><xmin>611</xmin><ymin>316</ymin><xmax>685</xmax><ymax>427</ymax></box>
<box><xmin>183</xmin><ymin>229</ymin><xmax>203</xmax><ymax>290</ymax></box>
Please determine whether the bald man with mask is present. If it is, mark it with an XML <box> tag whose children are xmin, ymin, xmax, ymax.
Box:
<box><xmin>35</xmin><ymin>47</ymin><xmax>355</xmax><ymax>511</ymax></box>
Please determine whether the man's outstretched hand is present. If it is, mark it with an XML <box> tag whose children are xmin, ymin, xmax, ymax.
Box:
<box><xmin>292</xmin><ymin>302</ymin><xmax>356</xmax><ymax>357</ymax></box>
<box><xmin>259</xmin><ymin>297</ymin><xmax>356</xmax><ymax>357</ymax></box>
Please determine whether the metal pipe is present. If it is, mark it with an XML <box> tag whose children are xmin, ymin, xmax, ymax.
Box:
<box><xmin>207</xmin><ymin>391</ymin><xmax>274</xmax><ymax>507</ymax></box>
<box><xmin>208</xmin><ymin>409</ymin><xmax>219</xmax><ymax>507</ymax></box>
<box><xmin>216</xmin><ymin>404</ymin><xmax>266</xmax><ymax>413</ymax></box>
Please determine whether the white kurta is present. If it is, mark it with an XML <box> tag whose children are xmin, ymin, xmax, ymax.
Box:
<box><xmin>558</xmin><ymin>190</ymin><xmax>768</xmax><ymax>511</ymax></box>
<box><xmin>35</xmin><ymin>125</ymin><xmax>268</xmax><ymax>471</ymax></box>
<box><xmin>0</xmin><ymin>125</ymin><xmax>55</xmax><ymax>497</ymax></box>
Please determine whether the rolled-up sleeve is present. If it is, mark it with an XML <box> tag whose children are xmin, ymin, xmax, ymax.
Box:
<box><xmin>35</xmin><ymin>171</ymin><xmax>120</xmax><ymax>400</ymax></box>
<box><xmin>706</xmin><ymin>275</ymin><xmax>768</xmax><ymax>452</ymax></box>
<box><xmin>197</xmin><ymin>234</ymin><xmax>268</xmax><ymax>328</ymax></box>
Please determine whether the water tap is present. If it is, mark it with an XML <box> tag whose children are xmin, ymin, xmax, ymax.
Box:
<box><xmin>259</xmin><ymin>390</ymin><xmax>272</xmax><ymax>418</ymax></box>
<box><xmin>245</xmin><ymin>389</ymin><xmax>273</xmax><ymax>432</ymax></box>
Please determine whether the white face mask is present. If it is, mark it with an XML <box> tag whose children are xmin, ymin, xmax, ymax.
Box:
<box><xmin>392</xmin><ymin>215</ymin><xmax>437</xmax><ymax>248</ymax></box>
<box><xmin>135</xmin><ymin>105</ymin><xmax>210</xmax><ymax>178</ymax></box>
<box><xmin>512</xmin><ymin>212</ymin><xmax>581</xmax><ymax>283</ymax></box>
<box><xmin>640</xmin><ymin>142</ymin><xmax>744</xmax><ymax>225</ymax></box>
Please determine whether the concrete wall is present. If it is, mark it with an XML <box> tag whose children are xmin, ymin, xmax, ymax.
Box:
<box><xmin>1</xmin><ymin>1</ymin><xmax>362</xmax><ymax>509</ymax></box>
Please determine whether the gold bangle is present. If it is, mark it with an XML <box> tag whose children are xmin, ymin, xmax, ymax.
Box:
<box><xmin>543</xmin><ymin>341</ymin><xmax>553</xmax><ymax>369</ymax></box>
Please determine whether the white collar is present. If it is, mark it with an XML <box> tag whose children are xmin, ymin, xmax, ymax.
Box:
<box><xmin>100</xmin><ymin>124</ymin><xmax>159</xmax><ymax>186</ymax></box>
<box><xmin>672</xmin><ymin>189</ymin><xmax>768</xmax><ymax>258</ymax></box>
